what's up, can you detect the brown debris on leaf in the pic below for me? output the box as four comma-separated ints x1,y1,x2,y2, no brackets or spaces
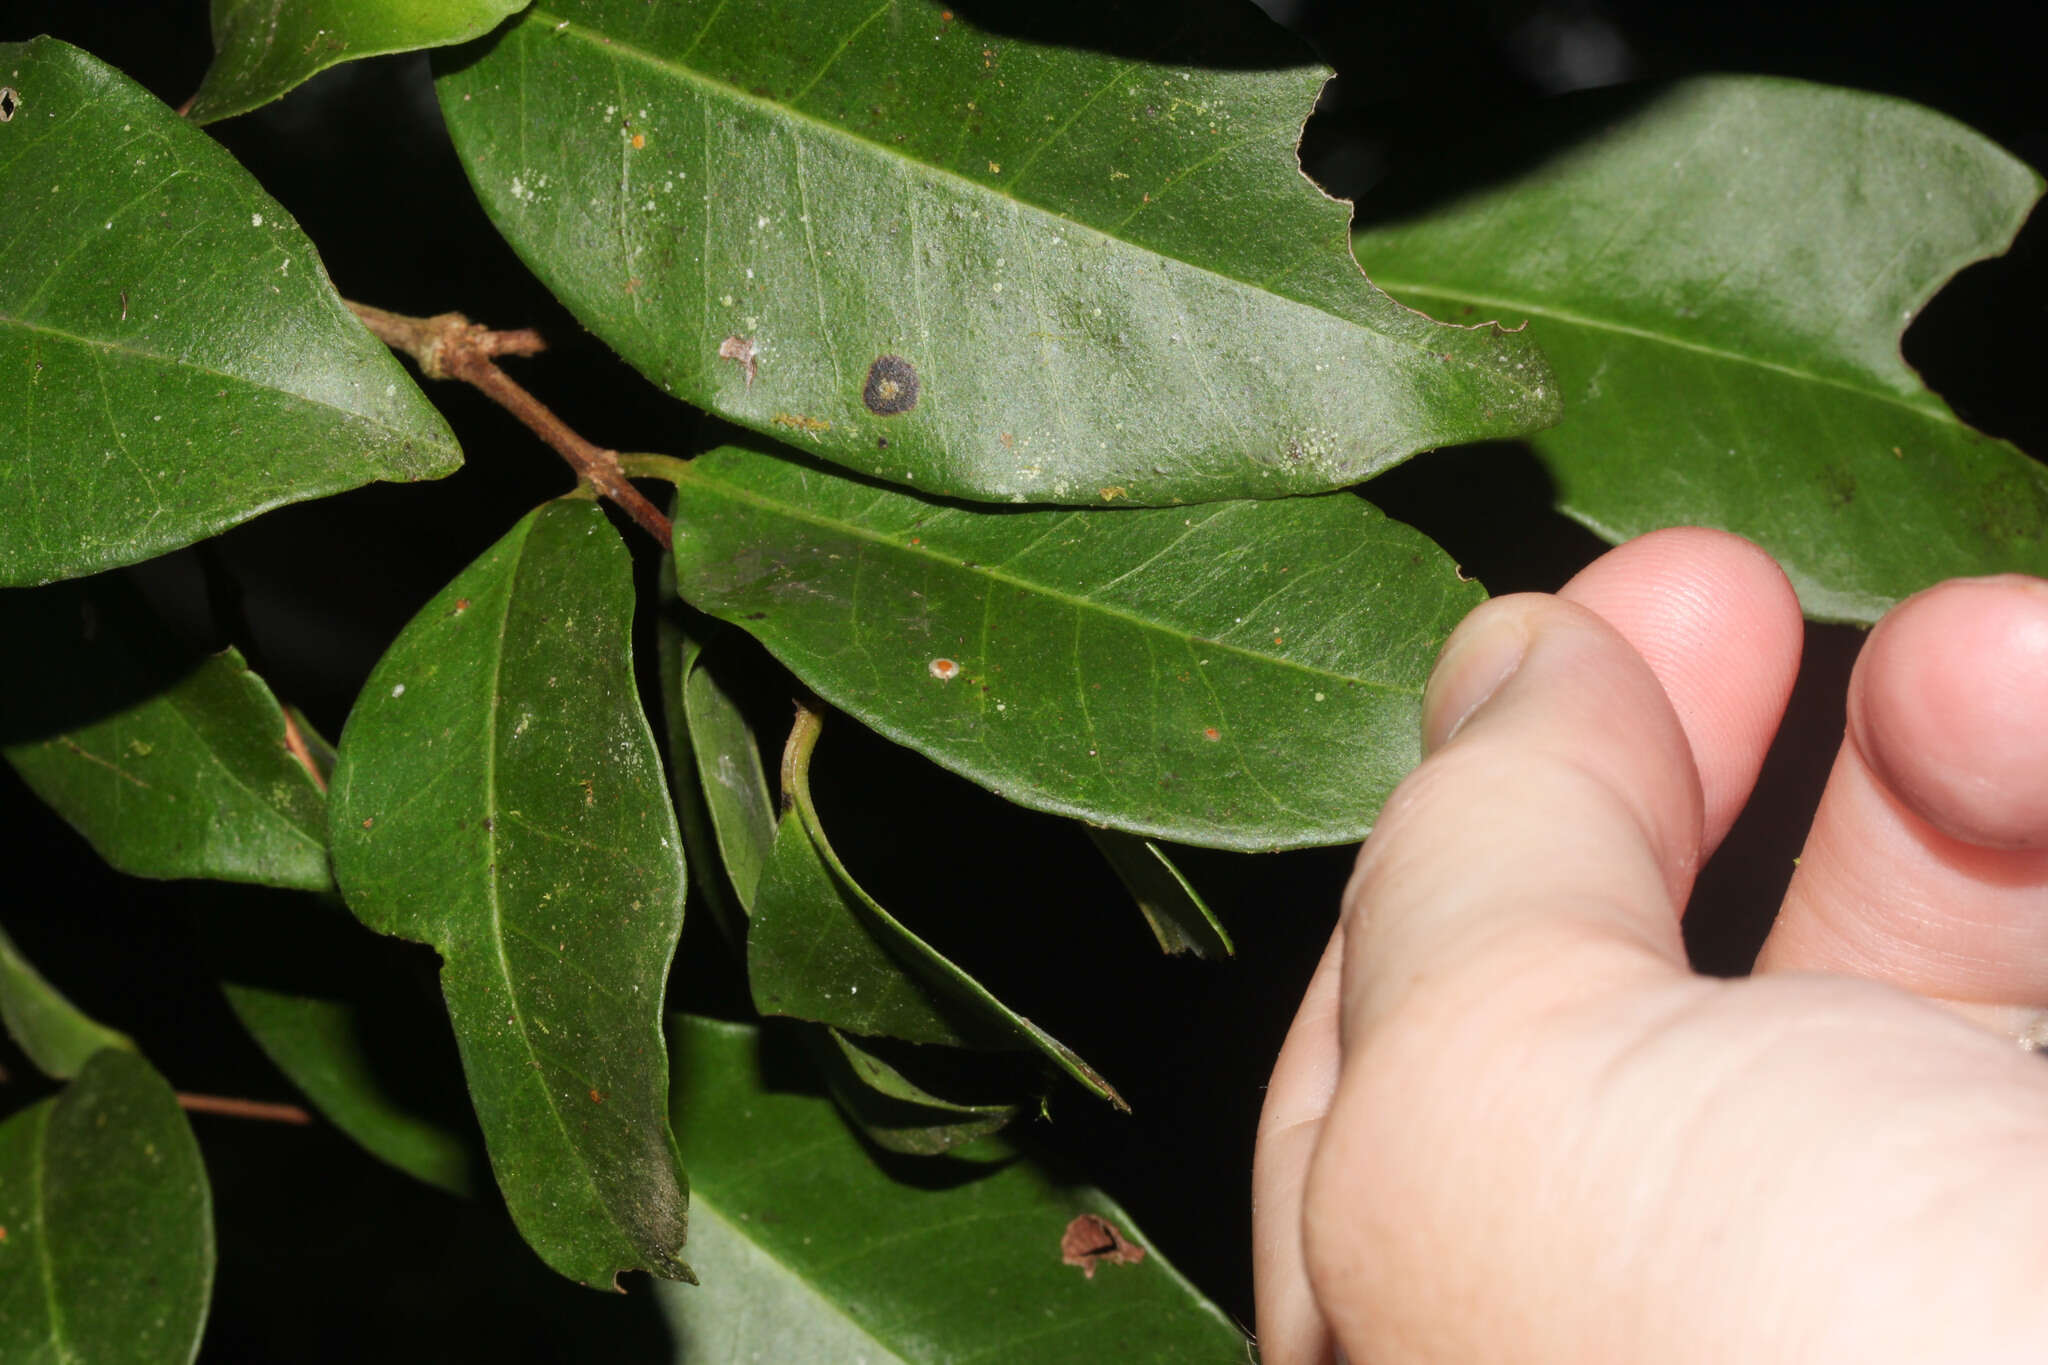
1060,1213,1145,1279
718,335,758,387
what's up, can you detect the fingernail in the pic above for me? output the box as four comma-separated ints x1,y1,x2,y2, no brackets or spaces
1422,607,1530,753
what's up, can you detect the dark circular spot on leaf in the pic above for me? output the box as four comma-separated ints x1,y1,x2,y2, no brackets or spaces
862,355,919,416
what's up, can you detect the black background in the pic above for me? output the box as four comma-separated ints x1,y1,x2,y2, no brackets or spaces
1,1,2043,1357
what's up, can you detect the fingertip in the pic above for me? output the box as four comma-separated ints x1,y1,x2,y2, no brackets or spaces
1852,575,2048,851
1345,594,1701,1040
1561,528,1803,848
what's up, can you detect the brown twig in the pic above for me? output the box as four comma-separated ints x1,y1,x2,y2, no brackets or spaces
177,1092,313,1124
348,302,672,544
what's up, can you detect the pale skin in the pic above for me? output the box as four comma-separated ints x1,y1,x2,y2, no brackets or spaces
1252,527,2048,1364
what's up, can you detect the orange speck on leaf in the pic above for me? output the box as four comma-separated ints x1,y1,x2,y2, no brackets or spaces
1273,635,1283,646
929,658,960,681
909,536,921,544
361,818,374,829
455,597,470,612
1203,727,1220,742
589,1089,605,1103
630,132,645,149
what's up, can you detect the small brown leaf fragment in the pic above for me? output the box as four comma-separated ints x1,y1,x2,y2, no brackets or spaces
1061,1213,1144,1279
719,335,758,387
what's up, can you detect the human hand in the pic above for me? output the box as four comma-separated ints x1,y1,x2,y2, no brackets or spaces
1252,528,2048,1364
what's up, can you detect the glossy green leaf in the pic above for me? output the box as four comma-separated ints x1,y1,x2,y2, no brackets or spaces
222,983,475,1197
655,1016,1247,1363
671,622,776,919
749,708,1124,1109
1086,829,1231,957
659,615,1031,1151
808,1028,1026,1157
668,445,1486,849
0,576,332,891
0,1049,214,1365
0,38,461,588
434,0,1558,506
329,497,692,1288
185,0,529,125
0,921,135,1080
1353,76,2047,623
655,600,746,947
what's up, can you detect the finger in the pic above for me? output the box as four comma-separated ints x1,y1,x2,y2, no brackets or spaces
1305,593,1706,1350
1756,575,2048,1020
1558,528,1803,856
1252,924,1345,1365
1335,592,1703,1048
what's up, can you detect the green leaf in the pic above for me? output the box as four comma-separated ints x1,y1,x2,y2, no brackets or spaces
185,0,529,125
807,1028,1026,1157
655,599,745,948
1352,76,2048,623
0,921,135,1080
667,619,775,923
668,445,1486,849
749,707,1124,1110
656,1016,1247,1363
434,0,1558,506
0,575,333,891
0,38,461,588
0,1049,214,1365
659,613,1030,1151
222,983,476,1197
329,497,692,1288
1086,829,1231,957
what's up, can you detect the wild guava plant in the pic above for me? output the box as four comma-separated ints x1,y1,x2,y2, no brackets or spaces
0,1,2039,1359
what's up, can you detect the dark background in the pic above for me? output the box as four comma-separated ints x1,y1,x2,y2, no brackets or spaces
1,1,2043,1357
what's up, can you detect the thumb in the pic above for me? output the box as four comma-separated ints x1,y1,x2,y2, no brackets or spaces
1304,593,1708,1359
1334,592,1705,1049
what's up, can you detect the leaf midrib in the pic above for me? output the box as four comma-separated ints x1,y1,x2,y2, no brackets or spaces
0,312,443,448
477,511,626,1273
533,7,1541,397
160,661,328,866
1367,277,1956,426
28,1102,78,1365
678,468,1417,697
